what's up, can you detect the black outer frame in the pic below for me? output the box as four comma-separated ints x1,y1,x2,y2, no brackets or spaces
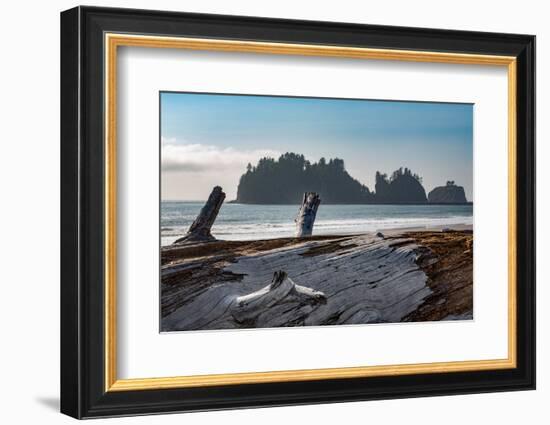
60,6,535,419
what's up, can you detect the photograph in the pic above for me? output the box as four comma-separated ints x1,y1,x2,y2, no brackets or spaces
160,92,474,332
56,4,536,419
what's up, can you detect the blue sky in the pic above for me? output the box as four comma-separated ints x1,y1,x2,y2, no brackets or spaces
161,92,473,201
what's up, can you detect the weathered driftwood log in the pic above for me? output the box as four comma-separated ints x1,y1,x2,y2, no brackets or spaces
161,231,473,331
295,192,321,237
174,186,225,244
231,271,327,326
161,234,427,330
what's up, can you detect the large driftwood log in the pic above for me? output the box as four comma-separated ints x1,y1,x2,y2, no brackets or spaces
160,231,473,331
295,192,321,237
174,186,225,244
161,231,472,331
161,234,428,330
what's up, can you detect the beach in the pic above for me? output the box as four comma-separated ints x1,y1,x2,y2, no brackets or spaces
161,201,473,245
161,226,473,331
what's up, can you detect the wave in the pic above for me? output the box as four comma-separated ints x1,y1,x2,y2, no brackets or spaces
161,215,473,245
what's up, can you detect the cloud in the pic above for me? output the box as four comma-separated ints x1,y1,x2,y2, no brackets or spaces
161,142,280,173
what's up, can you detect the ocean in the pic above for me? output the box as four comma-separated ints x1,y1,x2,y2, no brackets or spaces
161,202,473,246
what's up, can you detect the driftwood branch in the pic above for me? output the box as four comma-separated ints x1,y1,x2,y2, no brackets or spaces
174,186,225,244
295,192,321,237
231,271,327,326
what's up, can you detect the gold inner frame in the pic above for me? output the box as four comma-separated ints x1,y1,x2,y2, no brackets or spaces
104,33,517,392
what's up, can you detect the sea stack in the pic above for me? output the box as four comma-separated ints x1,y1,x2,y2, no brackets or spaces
374,168,427,203
428,181,467,203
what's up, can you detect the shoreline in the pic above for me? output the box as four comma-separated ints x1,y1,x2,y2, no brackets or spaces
381,223,473,233
169,200,474,206
228,202,474,206
161,201,473,245
161,223,473,247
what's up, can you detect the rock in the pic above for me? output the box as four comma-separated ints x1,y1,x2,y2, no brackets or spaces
374,168,427,204
234,153,375,204
428,181,467,203
376,232,384,238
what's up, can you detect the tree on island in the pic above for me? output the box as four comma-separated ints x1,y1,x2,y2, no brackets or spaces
375,167,427,203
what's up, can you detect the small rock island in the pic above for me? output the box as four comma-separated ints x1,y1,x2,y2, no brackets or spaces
428,181,468,204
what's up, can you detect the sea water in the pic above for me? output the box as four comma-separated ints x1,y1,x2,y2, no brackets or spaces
161,202,473,246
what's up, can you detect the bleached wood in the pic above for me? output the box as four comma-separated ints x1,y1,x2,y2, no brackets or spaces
231,271,327,326
295,192,321,237
173,186,225,244
161,234,436,331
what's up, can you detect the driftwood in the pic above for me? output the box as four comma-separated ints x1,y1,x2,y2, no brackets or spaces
232,271,327,326
160,231,473,331
295,192,321,237
174,186,225,244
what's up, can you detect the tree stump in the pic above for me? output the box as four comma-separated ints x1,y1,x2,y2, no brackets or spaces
295,192,321,237
174,186,226,244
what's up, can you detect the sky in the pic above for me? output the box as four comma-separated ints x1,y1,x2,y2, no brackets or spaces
161,92,473,201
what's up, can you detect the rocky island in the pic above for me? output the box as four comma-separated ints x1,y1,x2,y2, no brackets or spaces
428,181,468,204
233,153,468,205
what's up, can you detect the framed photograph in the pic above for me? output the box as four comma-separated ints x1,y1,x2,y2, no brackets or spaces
60,6,535,419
